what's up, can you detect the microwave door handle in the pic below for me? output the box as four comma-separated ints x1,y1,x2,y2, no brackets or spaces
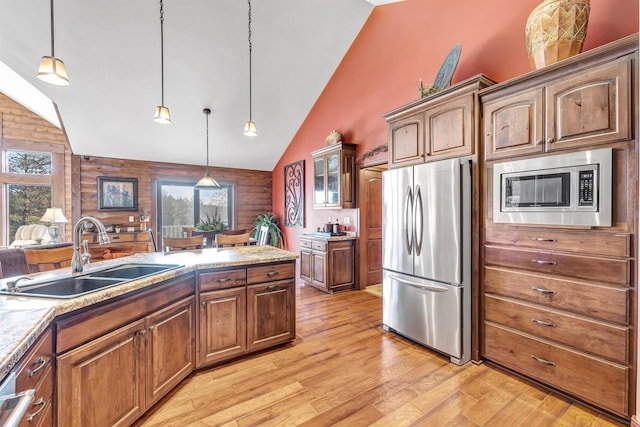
414,185,423,256
404,186,413,255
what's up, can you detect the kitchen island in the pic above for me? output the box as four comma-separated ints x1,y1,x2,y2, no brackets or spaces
0,245,298,426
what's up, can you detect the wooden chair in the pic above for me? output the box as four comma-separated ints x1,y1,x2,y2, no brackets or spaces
222,228,246,235
256,225,269,245
23,246,75,273
215,232,251,248
163,236,204,252
181,227,196,237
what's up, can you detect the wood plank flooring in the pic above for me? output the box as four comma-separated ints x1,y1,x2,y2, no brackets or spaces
134,284,625,427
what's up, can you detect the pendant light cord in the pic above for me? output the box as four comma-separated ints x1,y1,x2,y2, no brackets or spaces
205,109,210,169
247,0,252,122
159,0,165,106
49,0,55,56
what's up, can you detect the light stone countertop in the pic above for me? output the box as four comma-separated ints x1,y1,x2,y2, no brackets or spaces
299,233,357,242
0,245,298,379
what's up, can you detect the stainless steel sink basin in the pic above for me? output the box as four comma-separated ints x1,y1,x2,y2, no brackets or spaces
87,263,181,280
0,263,182,299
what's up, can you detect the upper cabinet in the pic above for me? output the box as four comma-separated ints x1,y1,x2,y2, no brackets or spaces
312,142,357,209
482,47,632,160
384,75,496,169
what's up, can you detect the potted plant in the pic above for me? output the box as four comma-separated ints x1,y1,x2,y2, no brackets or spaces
251,212,283,248
196,208,226,234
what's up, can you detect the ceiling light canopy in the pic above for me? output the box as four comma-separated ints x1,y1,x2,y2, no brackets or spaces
195,108,220,188
37,0,69,86
243,0,257,137
154,0,171,124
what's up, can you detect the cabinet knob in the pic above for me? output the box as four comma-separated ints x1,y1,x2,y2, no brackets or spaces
534,139,543,146
139,329,146,336
546,137,555,144
149,325,155,331
202,301,207,306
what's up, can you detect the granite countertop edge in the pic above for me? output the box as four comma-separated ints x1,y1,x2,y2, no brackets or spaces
0,245,298,379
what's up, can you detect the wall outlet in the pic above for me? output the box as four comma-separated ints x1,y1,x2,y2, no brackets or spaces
343,216,351,225
128,215,135,223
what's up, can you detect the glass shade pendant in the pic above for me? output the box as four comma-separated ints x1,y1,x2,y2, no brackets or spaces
37,0,70,86
195,108,220,188
243,120,257,137
154,105,171,124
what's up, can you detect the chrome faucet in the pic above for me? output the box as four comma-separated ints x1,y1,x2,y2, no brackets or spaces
6,276,33,292
71,216,110,274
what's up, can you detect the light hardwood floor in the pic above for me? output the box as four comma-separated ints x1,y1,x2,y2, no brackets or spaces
135,284,625,427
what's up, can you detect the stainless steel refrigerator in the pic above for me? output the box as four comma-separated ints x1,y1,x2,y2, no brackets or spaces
382,158,471,365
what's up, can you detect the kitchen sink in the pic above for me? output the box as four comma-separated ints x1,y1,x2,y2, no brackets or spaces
0,263,182,299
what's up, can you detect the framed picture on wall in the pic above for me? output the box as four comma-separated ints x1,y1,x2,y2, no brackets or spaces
284,160,304,228
97,176,138,211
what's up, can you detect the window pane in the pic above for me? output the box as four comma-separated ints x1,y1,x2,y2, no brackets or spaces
7,184,52,244
160,185,194,238
6,151,52,175
199,187,230,228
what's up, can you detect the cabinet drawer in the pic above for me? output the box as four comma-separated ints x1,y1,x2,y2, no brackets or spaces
106,233,137,242
312,241,327,252
299,239,312,249
485,245,629,286
485,226,630,257
199,269,246,291
247,263,295,284
19,365,53,427
15,329,53,391
485,295,628,363
484,323,629,416
485,266,628,324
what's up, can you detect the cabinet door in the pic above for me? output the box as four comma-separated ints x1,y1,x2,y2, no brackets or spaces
247,280,295,351
311,251,327,289
327,240,355,292
483,88,544,160
146,296,195,406
299,249,312,282
425,92,474,159
546,57,631,151
57,319,146,427
199,287,247,366
388,114,425,168
340,148,356,208
325,153,341,207
313,157,326,206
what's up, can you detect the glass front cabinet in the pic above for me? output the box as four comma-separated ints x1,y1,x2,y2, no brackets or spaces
312,142,357,209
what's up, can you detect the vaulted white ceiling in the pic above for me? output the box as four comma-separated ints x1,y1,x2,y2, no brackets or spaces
0,0,401,171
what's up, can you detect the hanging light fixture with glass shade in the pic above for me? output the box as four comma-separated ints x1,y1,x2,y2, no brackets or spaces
37,0,70,86
243,0,257,136
153,0,171,124
195,108,220,188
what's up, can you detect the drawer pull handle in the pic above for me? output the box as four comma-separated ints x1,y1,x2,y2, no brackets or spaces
532,287,556,295
266,271,279,277
266,285,280,292
530,237,557,242
215,278,231,282
531,259,557,266
532,318,556,327
28,357,47,378
27,397,46,422
531,355,556,366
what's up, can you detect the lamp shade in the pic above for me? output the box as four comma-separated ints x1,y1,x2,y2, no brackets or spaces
243,120,257,136
154,105,172,124
37,56,70,86
195,172,220,188
40,207,68,223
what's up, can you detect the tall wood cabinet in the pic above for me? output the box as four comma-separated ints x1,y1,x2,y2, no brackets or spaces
480,35,638,419
312,142,357,208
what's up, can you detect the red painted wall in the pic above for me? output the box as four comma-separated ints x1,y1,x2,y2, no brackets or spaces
272,0,638,254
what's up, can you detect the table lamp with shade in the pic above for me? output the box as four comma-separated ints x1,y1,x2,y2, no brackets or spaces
40,207,68,243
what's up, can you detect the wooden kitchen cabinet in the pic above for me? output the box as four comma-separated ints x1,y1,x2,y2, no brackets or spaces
384,75,494,169
483,51,632,160
312,142,357,208
56,275,196,426
198,268,248,367
299,235,355,293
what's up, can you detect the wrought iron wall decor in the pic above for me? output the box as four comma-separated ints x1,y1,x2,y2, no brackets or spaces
284,160,304,228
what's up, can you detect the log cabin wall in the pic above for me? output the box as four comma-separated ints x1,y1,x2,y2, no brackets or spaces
73,155,272,248
0,93,73,241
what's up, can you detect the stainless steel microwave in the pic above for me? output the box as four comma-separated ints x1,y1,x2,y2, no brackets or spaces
493,148,612,227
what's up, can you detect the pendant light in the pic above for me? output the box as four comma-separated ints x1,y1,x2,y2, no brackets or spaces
243,0,257,136
153,0,171,124
195,108,220,188
37,0,70,86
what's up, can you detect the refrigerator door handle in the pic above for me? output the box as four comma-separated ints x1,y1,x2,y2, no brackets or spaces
404,186,414,255
388,274,449,292
414,185,423,256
